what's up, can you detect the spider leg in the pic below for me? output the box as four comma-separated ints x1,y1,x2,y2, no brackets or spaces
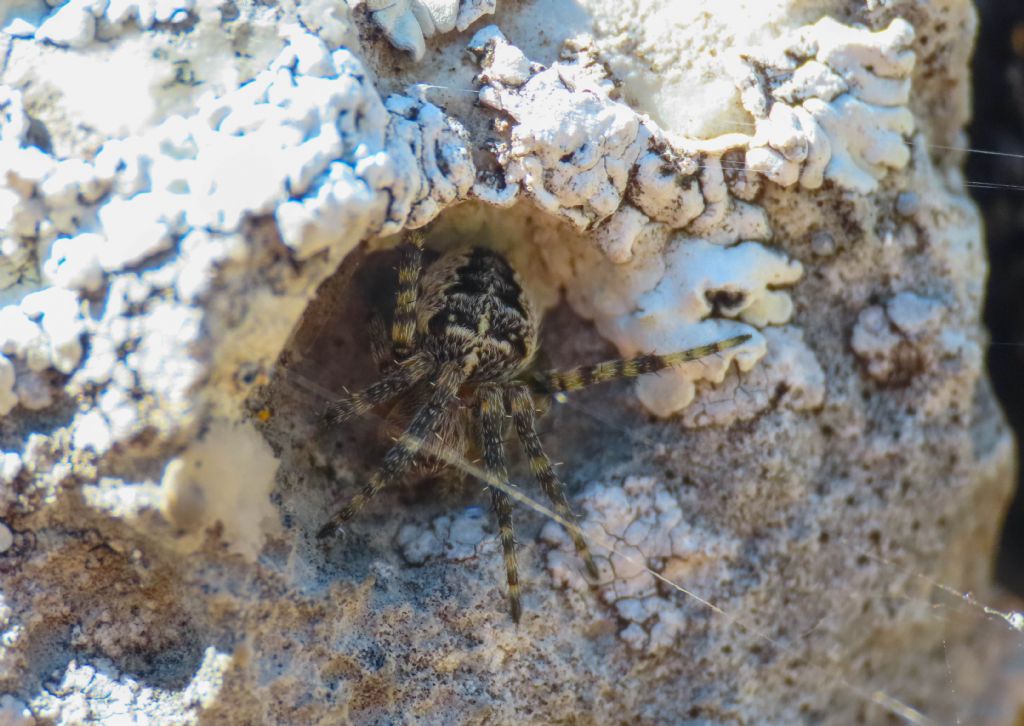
324,353,431,424
479,386,522,623
507,386,599,580
529,334,752,394
391,230,425,361
368,312,392,372
318,360,466,539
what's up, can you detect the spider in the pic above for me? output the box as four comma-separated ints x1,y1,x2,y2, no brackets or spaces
316,232,750,622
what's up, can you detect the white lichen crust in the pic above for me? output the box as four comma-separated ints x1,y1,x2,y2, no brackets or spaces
468,26,818,416
0,0,1017,724
737,17,917,193
366,0,497,62
543,475,740,654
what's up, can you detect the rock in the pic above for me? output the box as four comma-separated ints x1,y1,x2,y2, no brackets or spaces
0,0,1019,724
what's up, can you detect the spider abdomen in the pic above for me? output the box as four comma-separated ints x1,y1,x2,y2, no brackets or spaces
416,247,538,381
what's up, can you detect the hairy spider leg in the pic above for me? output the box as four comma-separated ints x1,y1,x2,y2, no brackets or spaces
391,231,425,360
531,334,752,394
324,353,432,424
507,385,599,580
368,313,392,371
318,361,467,539
479,386,522,622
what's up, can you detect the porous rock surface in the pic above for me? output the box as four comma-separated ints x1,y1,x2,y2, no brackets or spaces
0,0,1020,723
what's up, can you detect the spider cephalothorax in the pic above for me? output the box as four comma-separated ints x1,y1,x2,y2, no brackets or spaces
317,233,749,621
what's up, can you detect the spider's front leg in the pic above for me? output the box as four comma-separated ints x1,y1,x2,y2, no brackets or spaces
391,231,425,361
478,386,522,623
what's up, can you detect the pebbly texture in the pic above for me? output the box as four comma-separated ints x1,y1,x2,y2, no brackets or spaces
0,0,1021,724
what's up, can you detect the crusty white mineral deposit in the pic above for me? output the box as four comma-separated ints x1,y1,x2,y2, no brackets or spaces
0,0,1019,723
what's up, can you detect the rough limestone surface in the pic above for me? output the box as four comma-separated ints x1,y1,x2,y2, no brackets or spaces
0,0,1021,723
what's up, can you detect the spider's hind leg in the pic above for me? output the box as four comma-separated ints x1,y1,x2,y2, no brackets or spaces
317,361,466,539
323,353,431,424
507,386,599,581
478,386,522,622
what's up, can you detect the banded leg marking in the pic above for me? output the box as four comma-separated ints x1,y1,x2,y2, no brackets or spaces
368,313,392,372
318,361,465,539
391,231,425,360
532,334,752,394
479,386,521,622
324,353,431,424
508,386,598,580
